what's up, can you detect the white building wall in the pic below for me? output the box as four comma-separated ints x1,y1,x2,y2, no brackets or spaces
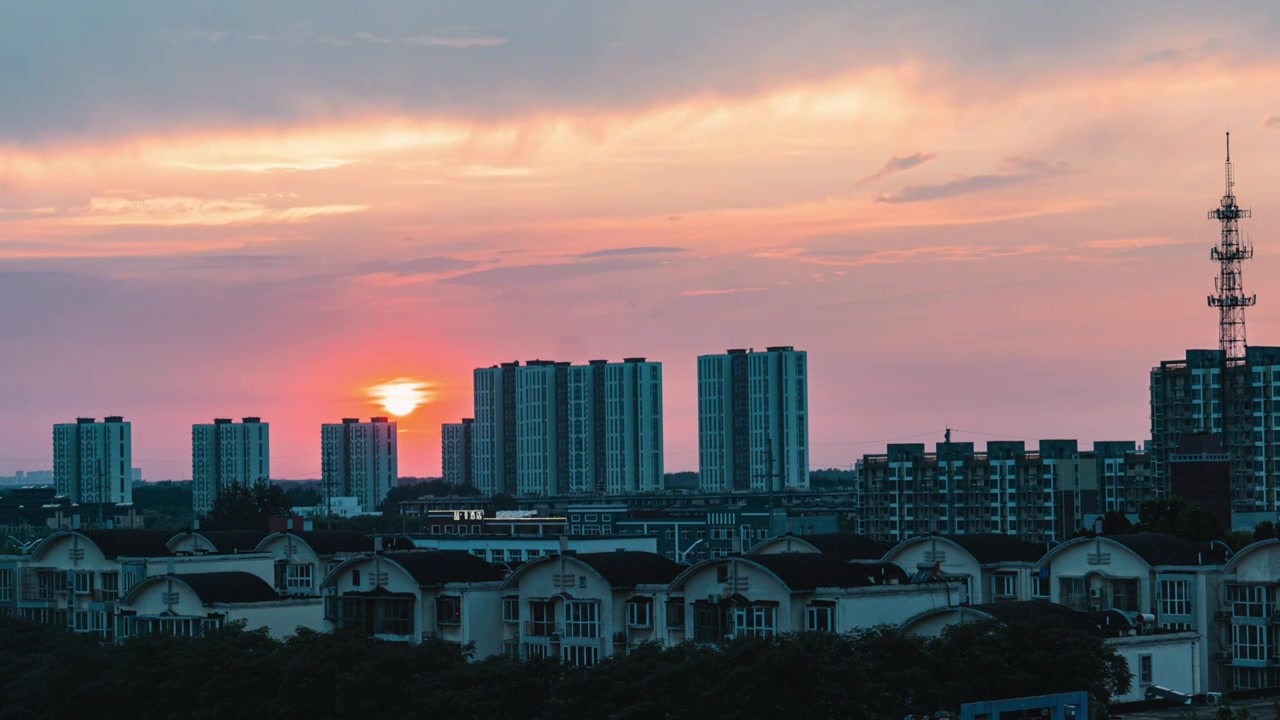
471,366,509,496
1109,633,1203,702
53,418,132,504
442,420,472,486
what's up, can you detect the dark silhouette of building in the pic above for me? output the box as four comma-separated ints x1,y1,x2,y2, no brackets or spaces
1169,432,1231,531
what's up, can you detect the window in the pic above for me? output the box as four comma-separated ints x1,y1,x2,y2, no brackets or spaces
437,596,461,626
503,640,520,659
1232,623,1268,662
1033,573,1050,598
564,601,599,638
666,600,685,629
286,564,313,593
716,565,730,584
562,645,600,668
352,569,362,587
1059,577,1086,611
502,597,519,623
1139,654,1152,685
1109,579,1139,612
806,604,834,633
992,574,1016,599
527,601,556,637
99,572,119,603
1160,578,1192,619
627,599,652,628
72,571,92,595
1228,584,1270,619
733,605,775,637
0,570,12,602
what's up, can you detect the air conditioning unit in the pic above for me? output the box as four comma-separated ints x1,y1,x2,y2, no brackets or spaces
1216,650,1233,663
1089,603,1102,613
1088,588,1103,599
550,632,562,642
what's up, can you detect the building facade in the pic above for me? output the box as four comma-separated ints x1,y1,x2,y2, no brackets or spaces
441,419,474,487
471,358,665,497
53,417,133,504
857,438,1154,544
697,347,808,493
192,417,270,515
566,358,664,495
320,418,398,512
1151,347,1280,514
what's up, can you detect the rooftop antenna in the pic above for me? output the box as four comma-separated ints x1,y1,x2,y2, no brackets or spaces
1207,131,1256,511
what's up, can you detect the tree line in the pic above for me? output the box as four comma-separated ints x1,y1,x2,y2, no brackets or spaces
0,615,1129,720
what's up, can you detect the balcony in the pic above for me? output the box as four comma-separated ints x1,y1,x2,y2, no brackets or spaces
523,621,560,639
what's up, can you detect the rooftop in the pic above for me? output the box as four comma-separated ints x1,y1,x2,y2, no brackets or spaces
172,572,281,604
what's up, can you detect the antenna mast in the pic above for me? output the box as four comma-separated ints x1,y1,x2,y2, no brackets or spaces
1207,132,1257,510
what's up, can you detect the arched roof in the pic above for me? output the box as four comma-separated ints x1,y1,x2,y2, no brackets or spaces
670,554,877,593
32,530,172,561
749,533,890,561
323,551,504,590
254,531,396,557
901,600,1098,635
1223,538,1280,575
501,551,681,591
122,572,280,606
166,530,267,554
886,534,1044,565
1038,533,1224,569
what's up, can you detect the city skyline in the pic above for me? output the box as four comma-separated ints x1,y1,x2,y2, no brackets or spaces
5,3,1280,479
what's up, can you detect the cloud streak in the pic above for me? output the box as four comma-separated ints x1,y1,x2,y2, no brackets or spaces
857,152,936,185
876,157,1073,204
575,246,686,259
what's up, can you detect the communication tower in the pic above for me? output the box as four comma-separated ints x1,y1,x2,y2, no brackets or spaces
1206,132,1257,508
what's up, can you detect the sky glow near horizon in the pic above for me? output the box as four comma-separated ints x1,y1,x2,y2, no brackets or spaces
5,2,1280,479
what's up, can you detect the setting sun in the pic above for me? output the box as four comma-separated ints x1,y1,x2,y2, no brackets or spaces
367,378,433,417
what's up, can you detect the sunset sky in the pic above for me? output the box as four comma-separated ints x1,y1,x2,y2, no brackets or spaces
5,2,1280,480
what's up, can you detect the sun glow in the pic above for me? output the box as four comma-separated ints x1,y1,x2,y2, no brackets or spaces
368,378,433,417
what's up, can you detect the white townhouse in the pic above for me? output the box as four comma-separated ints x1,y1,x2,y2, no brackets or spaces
321,551,506,655
254,531,400,596
501,551,684,666
881,533,1046,604
667,553,964,645
17,530,174,640
900,600,1203,704
1036,532,1226,694
1216,539,1280,692
117,571,323,640
748,533,891,561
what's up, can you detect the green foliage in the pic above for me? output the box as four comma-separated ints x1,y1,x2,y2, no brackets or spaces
492,493,519,511
202,479,290,531
1100,511,1134,535
0,617,1132,720
1137,497,1225,542
810,468,857,489
132,481,194,531
281,482,321,508
1254,521,1276,541
1225,530,1256,552
376,479,481,513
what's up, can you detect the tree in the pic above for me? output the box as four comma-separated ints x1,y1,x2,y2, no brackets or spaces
1137,497,1225,542
203,479,291,531
492,493,518,512
1254,521,1276,541
1100,511,1133,536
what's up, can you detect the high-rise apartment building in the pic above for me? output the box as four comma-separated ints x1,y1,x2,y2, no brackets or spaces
471,358,665,497
192,417,270,515
441,419,474,487
53,416,133,504
697,347,808,492
473,362,519,496
567,358,664,494
1151,346,1280,513
321,417,398,512
856,437,1154,544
